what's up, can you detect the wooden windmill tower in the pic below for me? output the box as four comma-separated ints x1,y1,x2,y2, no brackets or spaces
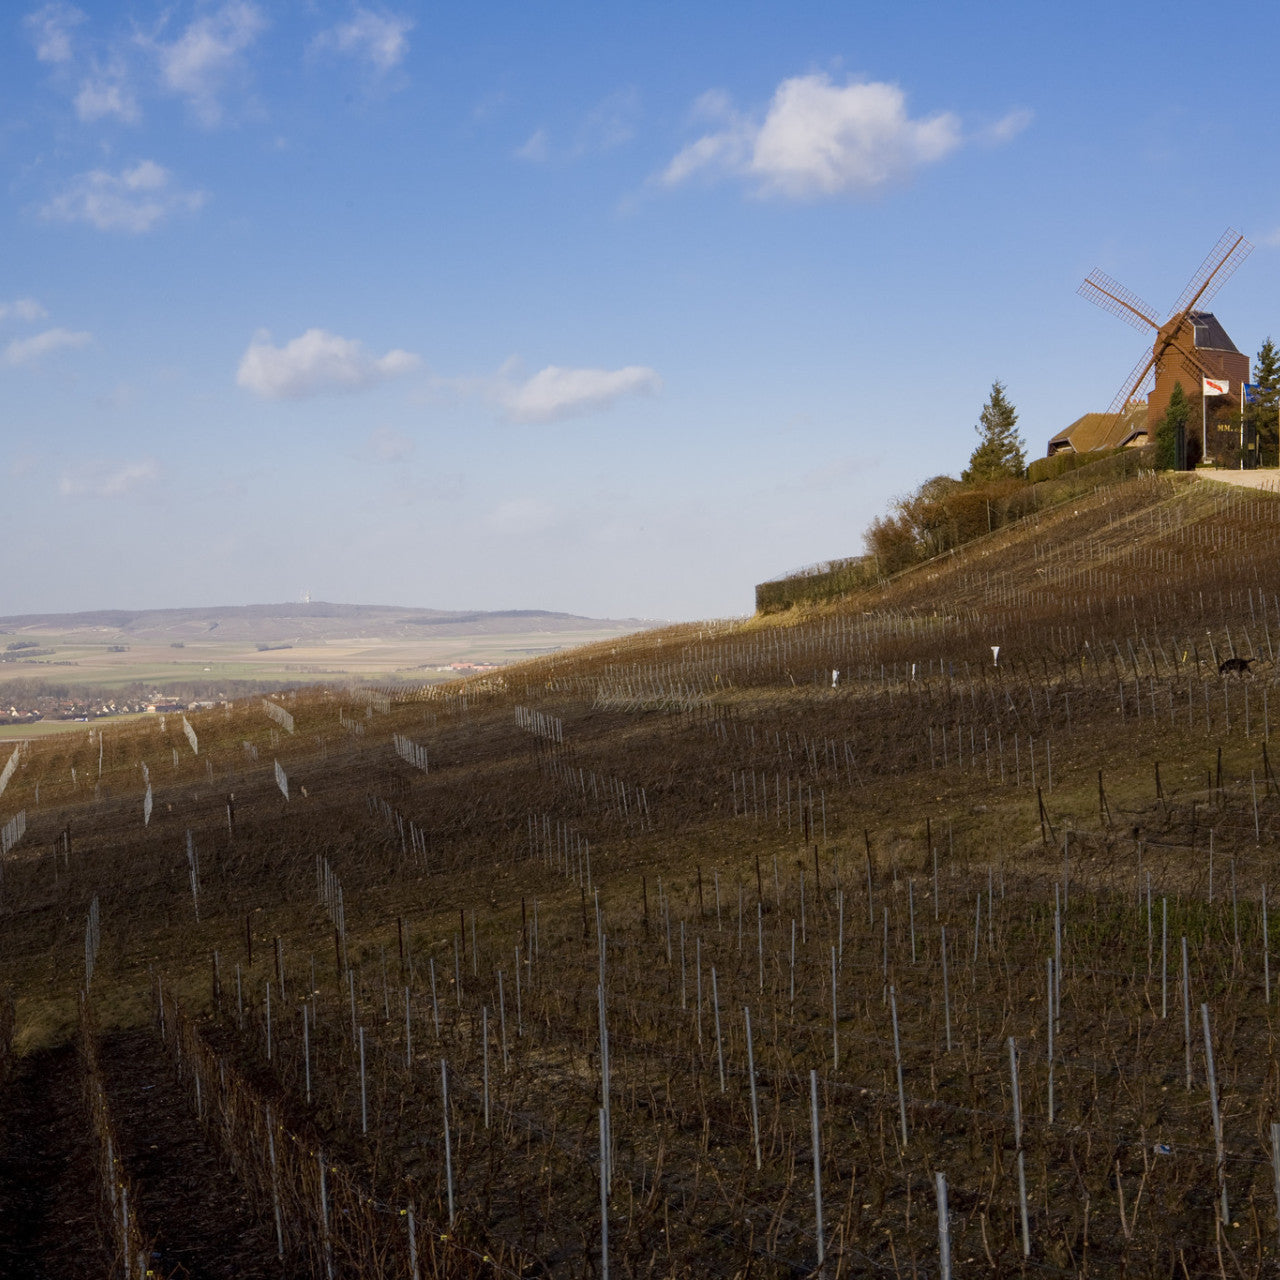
1078,228,1252,452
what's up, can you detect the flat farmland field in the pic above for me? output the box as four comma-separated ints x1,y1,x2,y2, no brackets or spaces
0,629,643,686
0,604,654,696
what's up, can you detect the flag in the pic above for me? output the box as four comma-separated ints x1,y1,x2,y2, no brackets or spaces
1245,383,1262,405
1203,377,1229,396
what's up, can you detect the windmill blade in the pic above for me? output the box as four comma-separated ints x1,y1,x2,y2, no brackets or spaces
1168,228,1253,318
1106,347,1157,417
1077,270,1160,331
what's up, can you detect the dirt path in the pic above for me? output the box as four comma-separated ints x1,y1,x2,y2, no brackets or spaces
1196,467,1280,492
98,1028,284,1280
0,1045,112,1278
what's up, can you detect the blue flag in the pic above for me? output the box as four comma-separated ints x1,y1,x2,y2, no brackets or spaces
1245,383,1262,404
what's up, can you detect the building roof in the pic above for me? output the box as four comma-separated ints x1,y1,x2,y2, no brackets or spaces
1188,311,1239,353
1047,401,1149,454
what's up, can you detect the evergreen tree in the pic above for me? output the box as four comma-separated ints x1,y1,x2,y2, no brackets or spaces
1252,337,1280,465
1255,337,1280,405
1155,381,1190,470
961,381,1026,483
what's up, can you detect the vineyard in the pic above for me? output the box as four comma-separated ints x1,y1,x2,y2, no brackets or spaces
6,472,1280,1276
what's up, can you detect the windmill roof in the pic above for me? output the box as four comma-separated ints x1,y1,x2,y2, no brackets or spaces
1047,402,1149,454
1188,311,1239,353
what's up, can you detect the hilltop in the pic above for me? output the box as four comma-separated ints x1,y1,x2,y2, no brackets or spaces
1,469,1280,1274
0,601,651,645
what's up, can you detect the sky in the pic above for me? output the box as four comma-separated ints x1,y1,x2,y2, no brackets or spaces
4,1,1280,622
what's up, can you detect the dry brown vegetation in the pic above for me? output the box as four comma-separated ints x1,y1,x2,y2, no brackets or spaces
6,472,1280,1276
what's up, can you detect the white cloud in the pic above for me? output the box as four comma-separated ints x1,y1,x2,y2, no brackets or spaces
237,328,420,399
575,88,640,154
982,108,1033,144
152,1,265,125
75,70,141,123
368,426,414,461
42,160,205,232
516,129,549,162
502,364,661,423
662,73,967,198
58,457,158,498
0,298,48,323
3,327,92,366
24,3,86,64
313,9,413,73
515,90,640,165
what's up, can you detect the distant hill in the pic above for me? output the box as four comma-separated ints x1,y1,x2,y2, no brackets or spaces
0,602,654,646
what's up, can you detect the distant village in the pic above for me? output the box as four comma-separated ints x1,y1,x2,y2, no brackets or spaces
0,662,506,726
1,693,224,726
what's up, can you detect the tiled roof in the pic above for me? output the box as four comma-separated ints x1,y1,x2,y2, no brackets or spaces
1047,402,1149,454
1188,311,1239,353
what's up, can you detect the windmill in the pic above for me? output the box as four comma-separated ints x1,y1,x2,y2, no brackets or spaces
1077,228,1253,459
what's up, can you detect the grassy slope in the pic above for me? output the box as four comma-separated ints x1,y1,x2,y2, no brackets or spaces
4,470,1280,1273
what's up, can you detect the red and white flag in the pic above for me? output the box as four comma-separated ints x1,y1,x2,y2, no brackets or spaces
1203,377,1230,396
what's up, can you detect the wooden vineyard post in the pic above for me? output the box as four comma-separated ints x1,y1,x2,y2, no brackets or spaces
1271,1123,1280,1250
441,1060,455,1226
1161,899,1168,1018
404,986,412,1069
348,969,357,1051
830,947,839,1071
1201,1003,1229,1224
890,985,908,1148
318,1150,334,1280
744,1006,761,1170
941,926,951,1053
498,971,509,1071
1047,957,1054,1124
935,1172,952,1280
711,966,725,1093
266,1102,283,1260
1183,937,1193,1090
1009,1037,1030,1255
599,1107,610,1280
359,1027,368,1135
809,1069,824,1269
757,903,764,992
482,1008,490,1129
407,1204,419,1280
1266,885,1272,1005
598,985,611,1186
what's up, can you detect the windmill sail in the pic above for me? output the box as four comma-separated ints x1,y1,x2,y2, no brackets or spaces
1077,271,1160,331
1167,228,1252,318
1107,348,1158,417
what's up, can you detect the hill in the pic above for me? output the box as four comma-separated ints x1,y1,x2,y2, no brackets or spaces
0,602,650,645
0,471,1279,1274
0,603,655,722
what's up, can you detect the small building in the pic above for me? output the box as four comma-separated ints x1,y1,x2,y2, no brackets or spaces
1047,402,1148,456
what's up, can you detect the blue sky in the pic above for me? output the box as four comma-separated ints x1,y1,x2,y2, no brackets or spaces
4,1,1280,620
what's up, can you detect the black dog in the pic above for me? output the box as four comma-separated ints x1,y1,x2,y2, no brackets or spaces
1219,656,1254,675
